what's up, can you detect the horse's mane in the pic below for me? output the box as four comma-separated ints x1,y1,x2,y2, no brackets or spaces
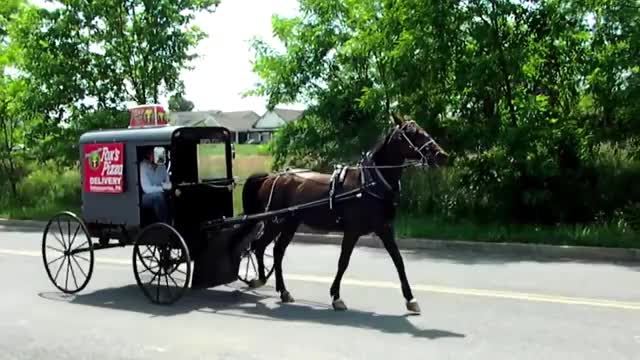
368,126,394,157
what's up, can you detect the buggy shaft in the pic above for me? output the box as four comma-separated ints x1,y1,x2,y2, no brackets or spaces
200,188,364,230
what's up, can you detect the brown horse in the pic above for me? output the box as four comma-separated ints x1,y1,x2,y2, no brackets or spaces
241,112,449,313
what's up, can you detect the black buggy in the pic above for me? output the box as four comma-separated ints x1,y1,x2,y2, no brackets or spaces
41,123,275,305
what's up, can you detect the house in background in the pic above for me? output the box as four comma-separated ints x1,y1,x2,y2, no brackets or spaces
249,108,305,143
169,110,260,143
169,107,304,144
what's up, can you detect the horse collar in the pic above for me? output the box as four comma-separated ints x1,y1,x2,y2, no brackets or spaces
361,155,400,200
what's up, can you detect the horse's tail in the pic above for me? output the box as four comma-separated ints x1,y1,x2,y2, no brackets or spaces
242,172,269,215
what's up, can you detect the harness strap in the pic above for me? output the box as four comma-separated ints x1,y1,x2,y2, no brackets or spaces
329,166,341,210
374,166,393,191
265,175,280,212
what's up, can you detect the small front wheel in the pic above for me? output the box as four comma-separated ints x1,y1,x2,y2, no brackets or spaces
42,211,94,294
133,223,191,305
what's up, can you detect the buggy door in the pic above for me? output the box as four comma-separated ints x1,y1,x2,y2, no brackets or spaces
169,127,234,246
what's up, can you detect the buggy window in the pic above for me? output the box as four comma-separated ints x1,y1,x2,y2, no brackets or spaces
196,140,227,182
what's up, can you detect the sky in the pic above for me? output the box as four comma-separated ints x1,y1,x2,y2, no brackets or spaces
181,0,304,114
31,0,305,115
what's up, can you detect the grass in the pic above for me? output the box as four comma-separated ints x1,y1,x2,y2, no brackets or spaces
198,143,269,157
0,202,81,221
395,215,640,249
1,149,638,249
1,197,637,249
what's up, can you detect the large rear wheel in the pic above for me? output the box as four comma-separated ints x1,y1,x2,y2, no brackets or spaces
133,223,191,305
42,211,94,294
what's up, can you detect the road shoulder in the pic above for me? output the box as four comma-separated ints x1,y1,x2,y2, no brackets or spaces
2,217,640,264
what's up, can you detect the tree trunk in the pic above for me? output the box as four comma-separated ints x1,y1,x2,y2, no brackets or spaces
489,0,518,127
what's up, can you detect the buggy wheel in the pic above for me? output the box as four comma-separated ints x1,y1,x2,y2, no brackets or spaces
42,211,94,294
238,237,275,287
133,223,191,305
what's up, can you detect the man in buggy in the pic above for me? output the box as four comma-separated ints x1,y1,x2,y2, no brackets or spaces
140,146,172,224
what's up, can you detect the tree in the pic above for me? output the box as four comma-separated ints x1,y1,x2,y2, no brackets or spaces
169,94,195,112
0,0,28,198
7,0,219,163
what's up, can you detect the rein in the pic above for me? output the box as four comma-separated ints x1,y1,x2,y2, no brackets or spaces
192,122,438,192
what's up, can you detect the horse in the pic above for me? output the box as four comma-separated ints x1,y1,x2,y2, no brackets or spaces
240,112,449,314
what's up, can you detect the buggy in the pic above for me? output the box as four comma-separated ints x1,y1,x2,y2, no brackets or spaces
41,106,275,304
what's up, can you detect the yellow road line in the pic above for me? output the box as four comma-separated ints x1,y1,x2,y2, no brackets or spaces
3,248,640,310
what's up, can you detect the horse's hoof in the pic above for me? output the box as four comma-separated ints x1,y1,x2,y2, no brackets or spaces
280,290,295,303
248,279,265,289
332,298,347,311
406,299,421,314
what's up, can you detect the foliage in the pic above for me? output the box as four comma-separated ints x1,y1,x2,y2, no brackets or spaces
169,94,195,112
4,0,218,165
250,0,640,228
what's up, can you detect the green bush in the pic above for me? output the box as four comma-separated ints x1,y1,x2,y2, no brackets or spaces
8,161,80,208
399,137,640,229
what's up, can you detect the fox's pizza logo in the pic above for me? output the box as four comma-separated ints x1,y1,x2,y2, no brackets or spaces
86,150,101,170
83,143,125,194
84,146,123,175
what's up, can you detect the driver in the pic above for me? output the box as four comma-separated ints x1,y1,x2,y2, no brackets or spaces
140,147,171,223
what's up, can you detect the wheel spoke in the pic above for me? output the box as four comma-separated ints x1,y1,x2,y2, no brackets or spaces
46,245,64,254
65,257,70,289
139,264,160,274
244,256,250,278
71,255,88,279
164,275,173,299
54,256,66,283
167,272,180,287
69,258,79,289
75,254,90,263
249,254,258,274
175,268,187,276
47,253,65,266
146,271,159,287
57,219,66,249
51,232,65,250
137,246,156,265
141,246,152,257
156,269,161,302
70,240,89,254
68,224,81,251
150,247,161,263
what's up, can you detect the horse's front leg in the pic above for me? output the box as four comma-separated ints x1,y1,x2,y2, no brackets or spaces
375,224,420,314
330,231,359,311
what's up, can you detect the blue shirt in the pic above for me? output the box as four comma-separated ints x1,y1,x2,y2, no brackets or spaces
140,160,169,194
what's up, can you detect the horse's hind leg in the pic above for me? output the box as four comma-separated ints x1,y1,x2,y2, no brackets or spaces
249,221,278,288
273,220,298,303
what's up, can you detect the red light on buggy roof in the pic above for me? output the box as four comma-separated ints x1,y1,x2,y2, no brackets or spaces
128,104,169,128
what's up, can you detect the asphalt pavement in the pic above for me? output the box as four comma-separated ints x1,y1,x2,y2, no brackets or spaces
1,225,640,359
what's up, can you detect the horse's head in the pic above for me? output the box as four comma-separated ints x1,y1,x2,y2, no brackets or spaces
388,112,449,167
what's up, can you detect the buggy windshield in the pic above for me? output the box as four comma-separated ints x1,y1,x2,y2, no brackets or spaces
196,138,228,183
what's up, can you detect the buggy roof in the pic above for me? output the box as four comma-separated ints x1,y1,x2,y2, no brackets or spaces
79,125,229,145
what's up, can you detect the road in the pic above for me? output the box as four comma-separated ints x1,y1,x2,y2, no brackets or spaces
1,224,640,360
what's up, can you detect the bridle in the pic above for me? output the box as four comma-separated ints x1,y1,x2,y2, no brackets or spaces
387,121,442,167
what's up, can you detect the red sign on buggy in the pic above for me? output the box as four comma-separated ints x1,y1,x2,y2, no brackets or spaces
83,143,125,193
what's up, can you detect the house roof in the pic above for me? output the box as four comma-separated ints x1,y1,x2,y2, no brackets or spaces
169,110,222,127
214,110,260,132
170,108,302,131
169,110,260,131
272,108,304,122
